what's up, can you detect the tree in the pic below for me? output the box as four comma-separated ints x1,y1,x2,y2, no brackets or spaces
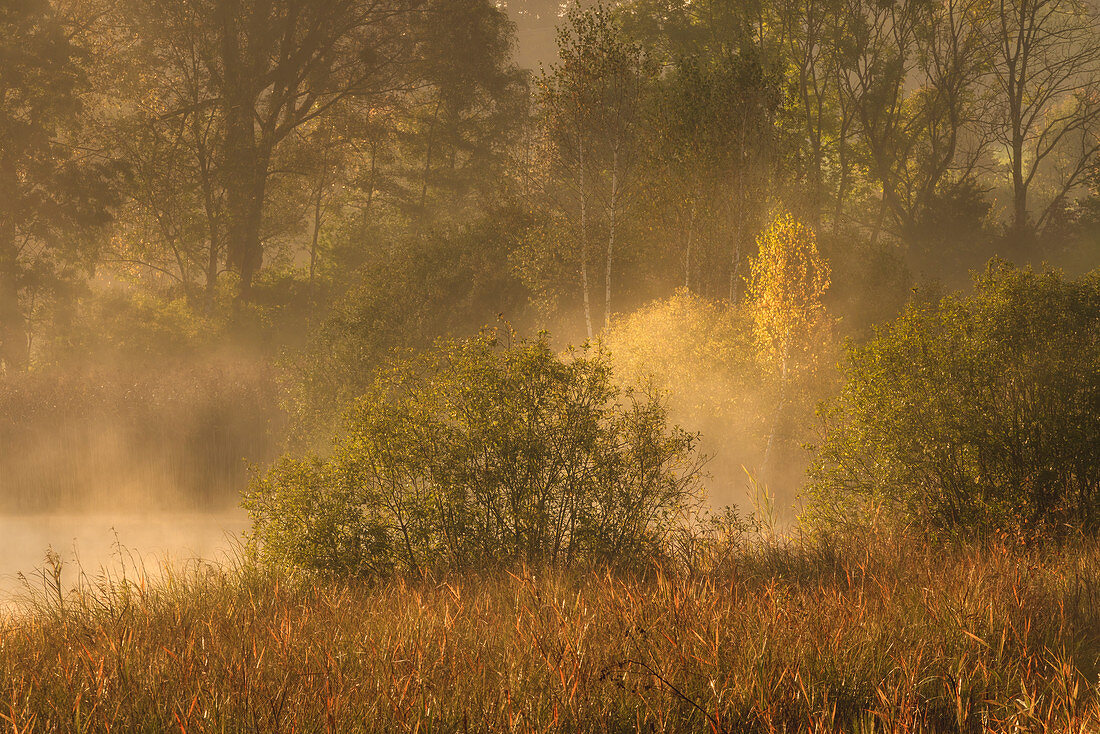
596,15,654,327
810,262,1100,536
836,0,993,240
398,0,527,224
282,207,536,444
538,4,656,337
831,0,927,243
604,290,776,506
649,53,776,299
990,0,1100,237
111,0,529,308
0,0,114,371
623,0,780,302
103,0,228,308
748,212,831,379
900,0,993,226
747,211,832,475
127,0,418,301
773,0,842,226
247,329,703,573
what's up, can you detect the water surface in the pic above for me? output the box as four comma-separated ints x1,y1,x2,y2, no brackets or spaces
0,512,249,604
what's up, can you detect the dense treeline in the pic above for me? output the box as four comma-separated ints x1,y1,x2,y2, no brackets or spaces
4,0,1100,371
2,0,1100,518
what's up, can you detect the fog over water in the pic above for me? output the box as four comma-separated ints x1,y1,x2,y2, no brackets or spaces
0,357,280,600
0,513,249,602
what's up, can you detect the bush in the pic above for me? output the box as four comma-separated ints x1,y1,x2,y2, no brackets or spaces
808,262,1100,536
245,329,704,574
602,289,834,510
281,209,535,446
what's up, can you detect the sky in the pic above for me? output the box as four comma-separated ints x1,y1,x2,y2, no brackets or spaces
504,0,569,68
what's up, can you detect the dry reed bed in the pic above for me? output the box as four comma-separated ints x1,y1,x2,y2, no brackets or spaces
1,533,1098,732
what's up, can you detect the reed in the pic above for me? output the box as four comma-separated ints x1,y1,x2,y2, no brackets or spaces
1,528,1098,732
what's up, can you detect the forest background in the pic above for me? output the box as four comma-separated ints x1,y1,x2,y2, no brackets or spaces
3,0,1099,514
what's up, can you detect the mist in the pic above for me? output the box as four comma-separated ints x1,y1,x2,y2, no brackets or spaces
4,0,1100,726
3,0,1100,582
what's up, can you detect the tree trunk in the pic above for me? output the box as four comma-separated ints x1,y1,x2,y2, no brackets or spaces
204,226,220,313
200,161,221,314
1012,135,1028,234
309,173,326,315
833,148,847,235
0,230,27,372
730,125,748,304
227,166,267,301
869,195,888,248
0,158,27,372
799,56,824,228
1007,16,1029,238
223,128,269,301
760,365,790,481
194,110,221,314
365,137,378,219
218,0,267,302
419,96,443,215
604,153,618,330
578,133,593,341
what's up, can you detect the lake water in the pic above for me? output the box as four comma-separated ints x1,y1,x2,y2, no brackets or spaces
0,512,249,605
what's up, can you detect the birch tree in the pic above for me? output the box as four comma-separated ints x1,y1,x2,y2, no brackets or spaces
747,211,831,476
541,5,655,336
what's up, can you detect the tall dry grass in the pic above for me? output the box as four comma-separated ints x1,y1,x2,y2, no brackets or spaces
1,529,1099,732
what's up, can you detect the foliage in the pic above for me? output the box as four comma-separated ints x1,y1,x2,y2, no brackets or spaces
604,291,772,503
604,288,838,509
247,329,704,573
818,229,912,339
809,262,1100,536
282,207,535,444
534,3,661,336
604,289,762,422
643,51,778,299
13,0,1100,371
47,289,227,361
901,179,996,284
747,211,832,378
0,0,118,371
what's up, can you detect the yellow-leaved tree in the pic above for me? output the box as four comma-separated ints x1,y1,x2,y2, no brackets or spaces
747,211,832,477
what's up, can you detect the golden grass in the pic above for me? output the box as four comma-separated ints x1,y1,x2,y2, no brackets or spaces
1,530,1099,732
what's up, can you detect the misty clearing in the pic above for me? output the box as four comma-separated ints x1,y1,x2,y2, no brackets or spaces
2,0,1100,730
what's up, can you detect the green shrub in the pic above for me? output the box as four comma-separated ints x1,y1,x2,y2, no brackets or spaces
808,262,1100,536
245,329,704,573
280,209,535,447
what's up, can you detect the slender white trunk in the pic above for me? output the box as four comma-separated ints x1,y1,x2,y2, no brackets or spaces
578,134,593,340
604,152,618,330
